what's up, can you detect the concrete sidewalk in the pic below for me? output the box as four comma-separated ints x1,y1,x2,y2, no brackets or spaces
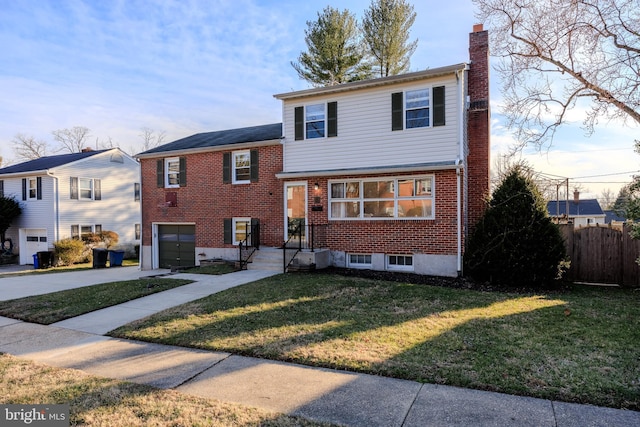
0,268,638,426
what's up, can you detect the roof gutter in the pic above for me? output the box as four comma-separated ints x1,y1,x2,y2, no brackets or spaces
276,161,462,179
135,138,281,160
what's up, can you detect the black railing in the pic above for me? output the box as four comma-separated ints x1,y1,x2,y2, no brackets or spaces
238,222,260,270
282,223,329,272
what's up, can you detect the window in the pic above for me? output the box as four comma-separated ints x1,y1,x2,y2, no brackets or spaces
348,254,372,269
134,183,140,201
306,104,325,139
71,225,79,239
28,178,37,199
70,177,101,200
233,151,251,183
94,224,102,234
294,102,337,140
405,89,430,128
79,178,93,199
135,223,141,240
81,225,93,239
157,157,186,188
233,217,251,245
223,150,258,184
387,255,414,271
165,157,180,188
392,86,445,131
329,176,434,220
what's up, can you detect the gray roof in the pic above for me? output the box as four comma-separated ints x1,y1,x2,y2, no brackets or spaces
0,149,110,175
137,123,282,156
547,199,605,217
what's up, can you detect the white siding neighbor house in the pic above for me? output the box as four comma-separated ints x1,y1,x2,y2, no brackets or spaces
0,148,141,265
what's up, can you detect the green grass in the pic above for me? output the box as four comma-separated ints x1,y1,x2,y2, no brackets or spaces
0,278,193,324
111,273,640,410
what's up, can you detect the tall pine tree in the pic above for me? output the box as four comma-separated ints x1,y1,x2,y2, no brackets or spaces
291,7,372,87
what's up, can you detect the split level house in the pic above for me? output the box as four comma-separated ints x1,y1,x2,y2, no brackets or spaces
136,25,490,277
0,148,142,265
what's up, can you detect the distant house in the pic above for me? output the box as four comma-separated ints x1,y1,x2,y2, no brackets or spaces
136,25,490,277
0,148,141,265
547,192,605,226
604,210,627,225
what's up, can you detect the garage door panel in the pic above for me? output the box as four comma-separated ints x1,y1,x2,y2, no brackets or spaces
158,225,195,268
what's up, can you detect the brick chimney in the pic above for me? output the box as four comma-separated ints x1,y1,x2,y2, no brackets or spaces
466,24,490,231
574,191,580,203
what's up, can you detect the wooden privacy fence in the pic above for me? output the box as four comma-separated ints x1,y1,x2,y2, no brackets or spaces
558,223,640,287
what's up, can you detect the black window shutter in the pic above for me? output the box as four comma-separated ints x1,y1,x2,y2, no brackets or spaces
223,152,231,183
70,177,78,200
223,218,232,244
36,177,42,200
433,86,446,126
94,179,101,200
327,101,337,137
0,180,3,198
251,218,260,247
250,150,259,182
22,179,26,200
294,106,304,140
156,160,164,188
391,92,404,131
134,183,140,201
179,157,187,187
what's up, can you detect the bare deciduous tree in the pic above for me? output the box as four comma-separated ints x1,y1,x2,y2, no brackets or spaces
474,0,640,149
139,127,166,152
52,126,91,153
11,133,50,161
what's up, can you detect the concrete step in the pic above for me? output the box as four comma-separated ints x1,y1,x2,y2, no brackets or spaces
246,247,283,272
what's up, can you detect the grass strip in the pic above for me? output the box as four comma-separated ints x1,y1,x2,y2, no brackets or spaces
0,354,334,426
0,278,193,324
111,273,640,410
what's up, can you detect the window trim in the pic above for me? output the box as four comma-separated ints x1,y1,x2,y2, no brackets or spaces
392,86,445,131
294,102,337,140
347,253,372,269
164,157,180,188
232,217,252,245
232,150,251,184
305,103,326,139
27,177,38,199
328,175,435,220
79,177,94,200
387,254,414,272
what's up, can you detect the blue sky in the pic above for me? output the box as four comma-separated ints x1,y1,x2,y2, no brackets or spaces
1,0,637,199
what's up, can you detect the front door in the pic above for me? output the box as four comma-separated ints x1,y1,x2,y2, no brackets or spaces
157,224,195,269
285,182,307,244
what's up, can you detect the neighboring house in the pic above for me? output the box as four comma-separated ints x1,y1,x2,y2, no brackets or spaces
604,210,626,225
547,192,606,226
137,25,490,277
0,148,141,265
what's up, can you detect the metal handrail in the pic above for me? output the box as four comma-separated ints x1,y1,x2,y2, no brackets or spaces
238,223,260,270
282,223,302,272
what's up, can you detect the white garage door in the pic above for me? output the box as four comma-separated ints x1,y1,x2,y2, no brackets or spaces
20,228,49,265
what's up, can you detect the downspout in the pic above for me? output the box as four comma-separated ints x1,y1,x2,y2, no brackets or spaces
47,172,60,245
455,66,468,276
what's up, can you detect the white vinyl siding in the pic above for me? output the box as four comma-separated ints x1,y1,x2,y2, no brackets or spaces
282,77,459,173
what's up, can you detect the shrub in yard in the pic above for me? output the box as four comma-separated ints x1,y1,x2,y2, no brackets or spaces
465,165,567,287
53,238,85,266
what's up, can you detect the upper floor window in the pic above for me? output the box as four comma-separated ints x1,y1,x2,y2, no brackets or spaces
305,104,325,139
294,102,337,140
22,177,42,201
165,157,180,188
392,86,445,131
223,150,258,184
233,151,251,183
329,176,434,220
70,177,101,200
156,157,186,188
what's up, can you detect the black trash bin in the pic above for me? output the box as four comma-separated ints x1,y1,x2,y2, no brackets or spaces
92,248,108,268
108,250,125,267
36,251,53,269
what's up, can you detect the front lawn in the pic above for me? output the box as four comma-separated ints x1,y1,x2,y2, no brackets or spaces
0,278,192,324
111,272,640,410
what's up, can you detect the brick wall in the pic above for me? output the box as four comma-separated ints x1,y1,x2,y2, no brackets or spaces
141,144,284,248
467,26,491,231
293,169,459,255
